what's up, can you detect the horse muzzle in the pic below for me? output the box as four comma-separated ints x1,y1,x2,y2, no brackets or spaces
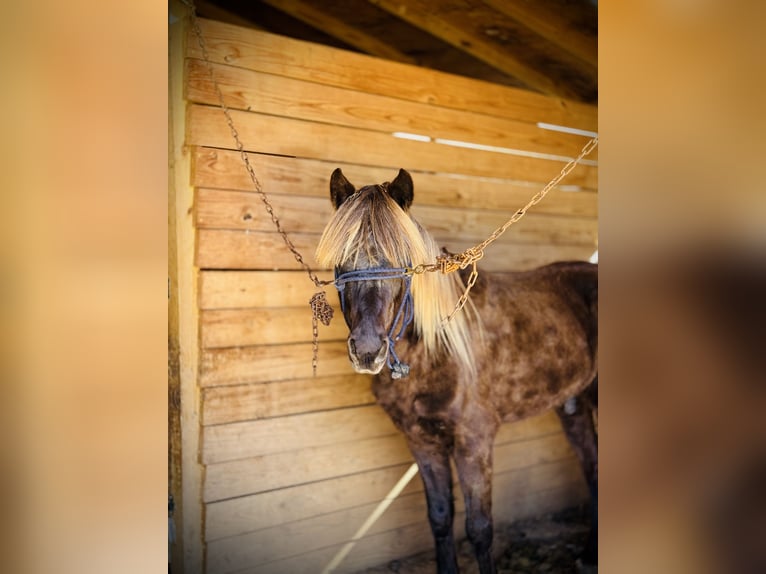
347,335,389,375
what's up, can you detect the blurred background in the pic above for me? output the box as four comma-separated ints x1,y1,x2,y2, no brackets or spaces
0,0,764,573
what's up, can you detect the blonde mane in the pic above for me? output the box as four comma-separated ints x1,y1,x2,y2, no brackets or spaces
315,186,479,373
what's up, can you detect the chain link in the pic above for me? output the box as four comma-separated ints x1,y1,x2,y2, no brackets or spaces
183,1,332,374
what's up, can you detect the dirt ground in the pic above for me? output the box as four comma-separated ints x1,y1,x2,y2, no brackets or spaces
359,505,595,574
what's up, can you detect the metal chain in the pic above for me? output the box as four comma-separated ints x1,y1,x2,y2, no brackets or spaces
413,135,599,323
182,0,334,374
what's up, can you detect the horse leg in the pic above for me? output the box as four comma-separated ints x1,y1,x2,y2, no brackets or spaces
410,445,459,574
454,433,496,574
556,377,598,566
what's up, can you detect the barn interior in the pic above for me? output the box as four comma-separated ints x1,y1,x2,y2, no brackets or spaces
169,1,598,573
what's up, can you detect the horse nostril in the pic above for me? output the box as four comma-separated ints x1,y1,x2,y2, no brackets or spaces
349,338,357,355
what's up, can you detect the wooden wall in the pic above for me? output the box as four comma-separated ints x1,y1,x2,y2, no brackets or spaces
173,15,597,574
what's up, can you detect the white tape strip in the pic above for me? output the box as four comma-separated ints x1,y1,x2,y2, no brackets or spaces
320,462,420,574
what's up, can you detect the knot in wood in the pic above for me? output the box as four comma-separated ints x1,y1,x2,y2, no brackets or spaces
310,291,334,326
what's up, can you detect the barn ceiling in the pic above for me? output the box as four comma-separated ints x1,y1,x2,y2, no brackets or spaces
195,0,598,105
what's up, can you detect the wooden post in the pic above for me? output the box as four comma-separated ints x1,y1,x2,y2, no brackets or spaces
169,2,204,572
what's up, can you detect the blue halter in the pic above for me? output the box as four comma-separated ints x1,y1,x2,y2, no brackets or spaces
334,267,414,379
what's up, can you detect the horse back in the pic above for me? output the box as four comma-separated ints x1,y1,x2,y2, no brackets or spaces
468,261,598,422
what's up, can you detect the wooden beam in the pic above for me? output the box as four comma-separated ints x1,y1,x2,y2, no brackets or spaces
192,149,599,214
200,341,355,386
195,0,265,30
201,405,397,464
169,2,204,573
201,374,374,425
187,105,597,187
190,19,599,130
482,0,597,68
259,0,418,64
200,306,348,348
196,228,595,272
185,60,598,159
368,0,583,99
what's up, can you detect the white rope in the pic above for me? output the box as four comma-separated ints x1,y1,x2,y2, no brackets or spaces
321,463,420,574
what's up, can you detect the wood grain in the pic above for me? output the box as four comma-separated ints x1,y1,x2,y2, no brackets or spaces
200,306,347,348
187,105,597,187
201,374,374,426
186,59,597,160
199,270,335,310
196,228,595,271
195,188,597,247
192,147,599,209
200,341,354,387
188,18,598,131
201,405,398,464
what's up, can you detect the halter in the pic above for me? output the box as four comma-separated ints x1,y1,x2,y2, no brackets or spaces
334,267,414,379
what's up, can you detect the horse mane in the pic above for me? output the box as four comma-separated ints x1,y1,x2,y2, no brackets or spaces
316,186,479,374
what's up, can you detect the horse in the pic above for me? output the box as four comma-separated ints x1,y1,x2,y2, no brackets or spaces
315,168,598,573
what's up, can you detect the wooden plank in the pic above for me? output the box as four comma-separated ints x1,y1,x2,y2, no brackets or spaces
187,105,597,186
196,229,595,271
259,0,418,65
201,405,397,464
203,427,570,503
186,60,598,160
192,148,599,211
368,0,591,100
204,413,564,539
203,413,567,473
200,306,347,348
200,341,353,387
195,188,597,247
494,411,564,446
206,490,428,572
205,433,573,542
195,188,332,233
203,434,414,501
482,0,598,68
199,270,335,309
240,464,583,574
201,374,374,426
205,463,422,541
414,206,597,246
189,18,598,131
195,228,320,271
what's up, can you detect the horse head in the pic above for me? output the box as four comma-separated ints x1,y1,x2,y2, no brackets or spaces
318,168,417,376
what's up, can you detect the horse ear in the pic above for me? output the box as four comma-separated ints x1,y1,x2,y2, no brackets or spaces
330,168,356,209
388,169,414,211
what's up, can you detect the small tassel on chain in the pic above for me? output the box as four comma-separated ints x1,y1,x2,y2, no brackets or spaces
310,291,335,376
310,291,334,326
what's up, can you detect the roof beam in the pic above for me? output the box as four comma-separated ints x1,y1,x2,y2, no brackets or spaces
195,0,265,30
259,0,418,65
482,0,597,68
368,0,582,99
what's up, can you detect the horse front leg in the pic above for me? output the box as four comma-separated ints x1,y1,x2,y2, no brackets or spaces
410,445,459,574
454,434,496,574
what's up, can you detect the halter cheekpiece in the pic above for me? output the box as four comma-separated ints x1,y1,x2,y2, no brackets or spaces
333,267,414,379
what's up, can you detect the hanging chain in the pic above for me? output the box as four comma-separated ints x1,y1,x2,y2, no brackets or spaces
182,0,334,374
409,135,599,323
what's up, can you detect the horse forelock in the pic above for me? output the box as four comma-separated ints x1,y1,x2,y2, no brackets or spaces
316,185,478,374
316,186,426,269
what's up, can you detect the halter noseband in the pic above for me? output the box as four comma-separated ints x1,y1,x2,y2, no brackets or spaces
334,267,414,379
